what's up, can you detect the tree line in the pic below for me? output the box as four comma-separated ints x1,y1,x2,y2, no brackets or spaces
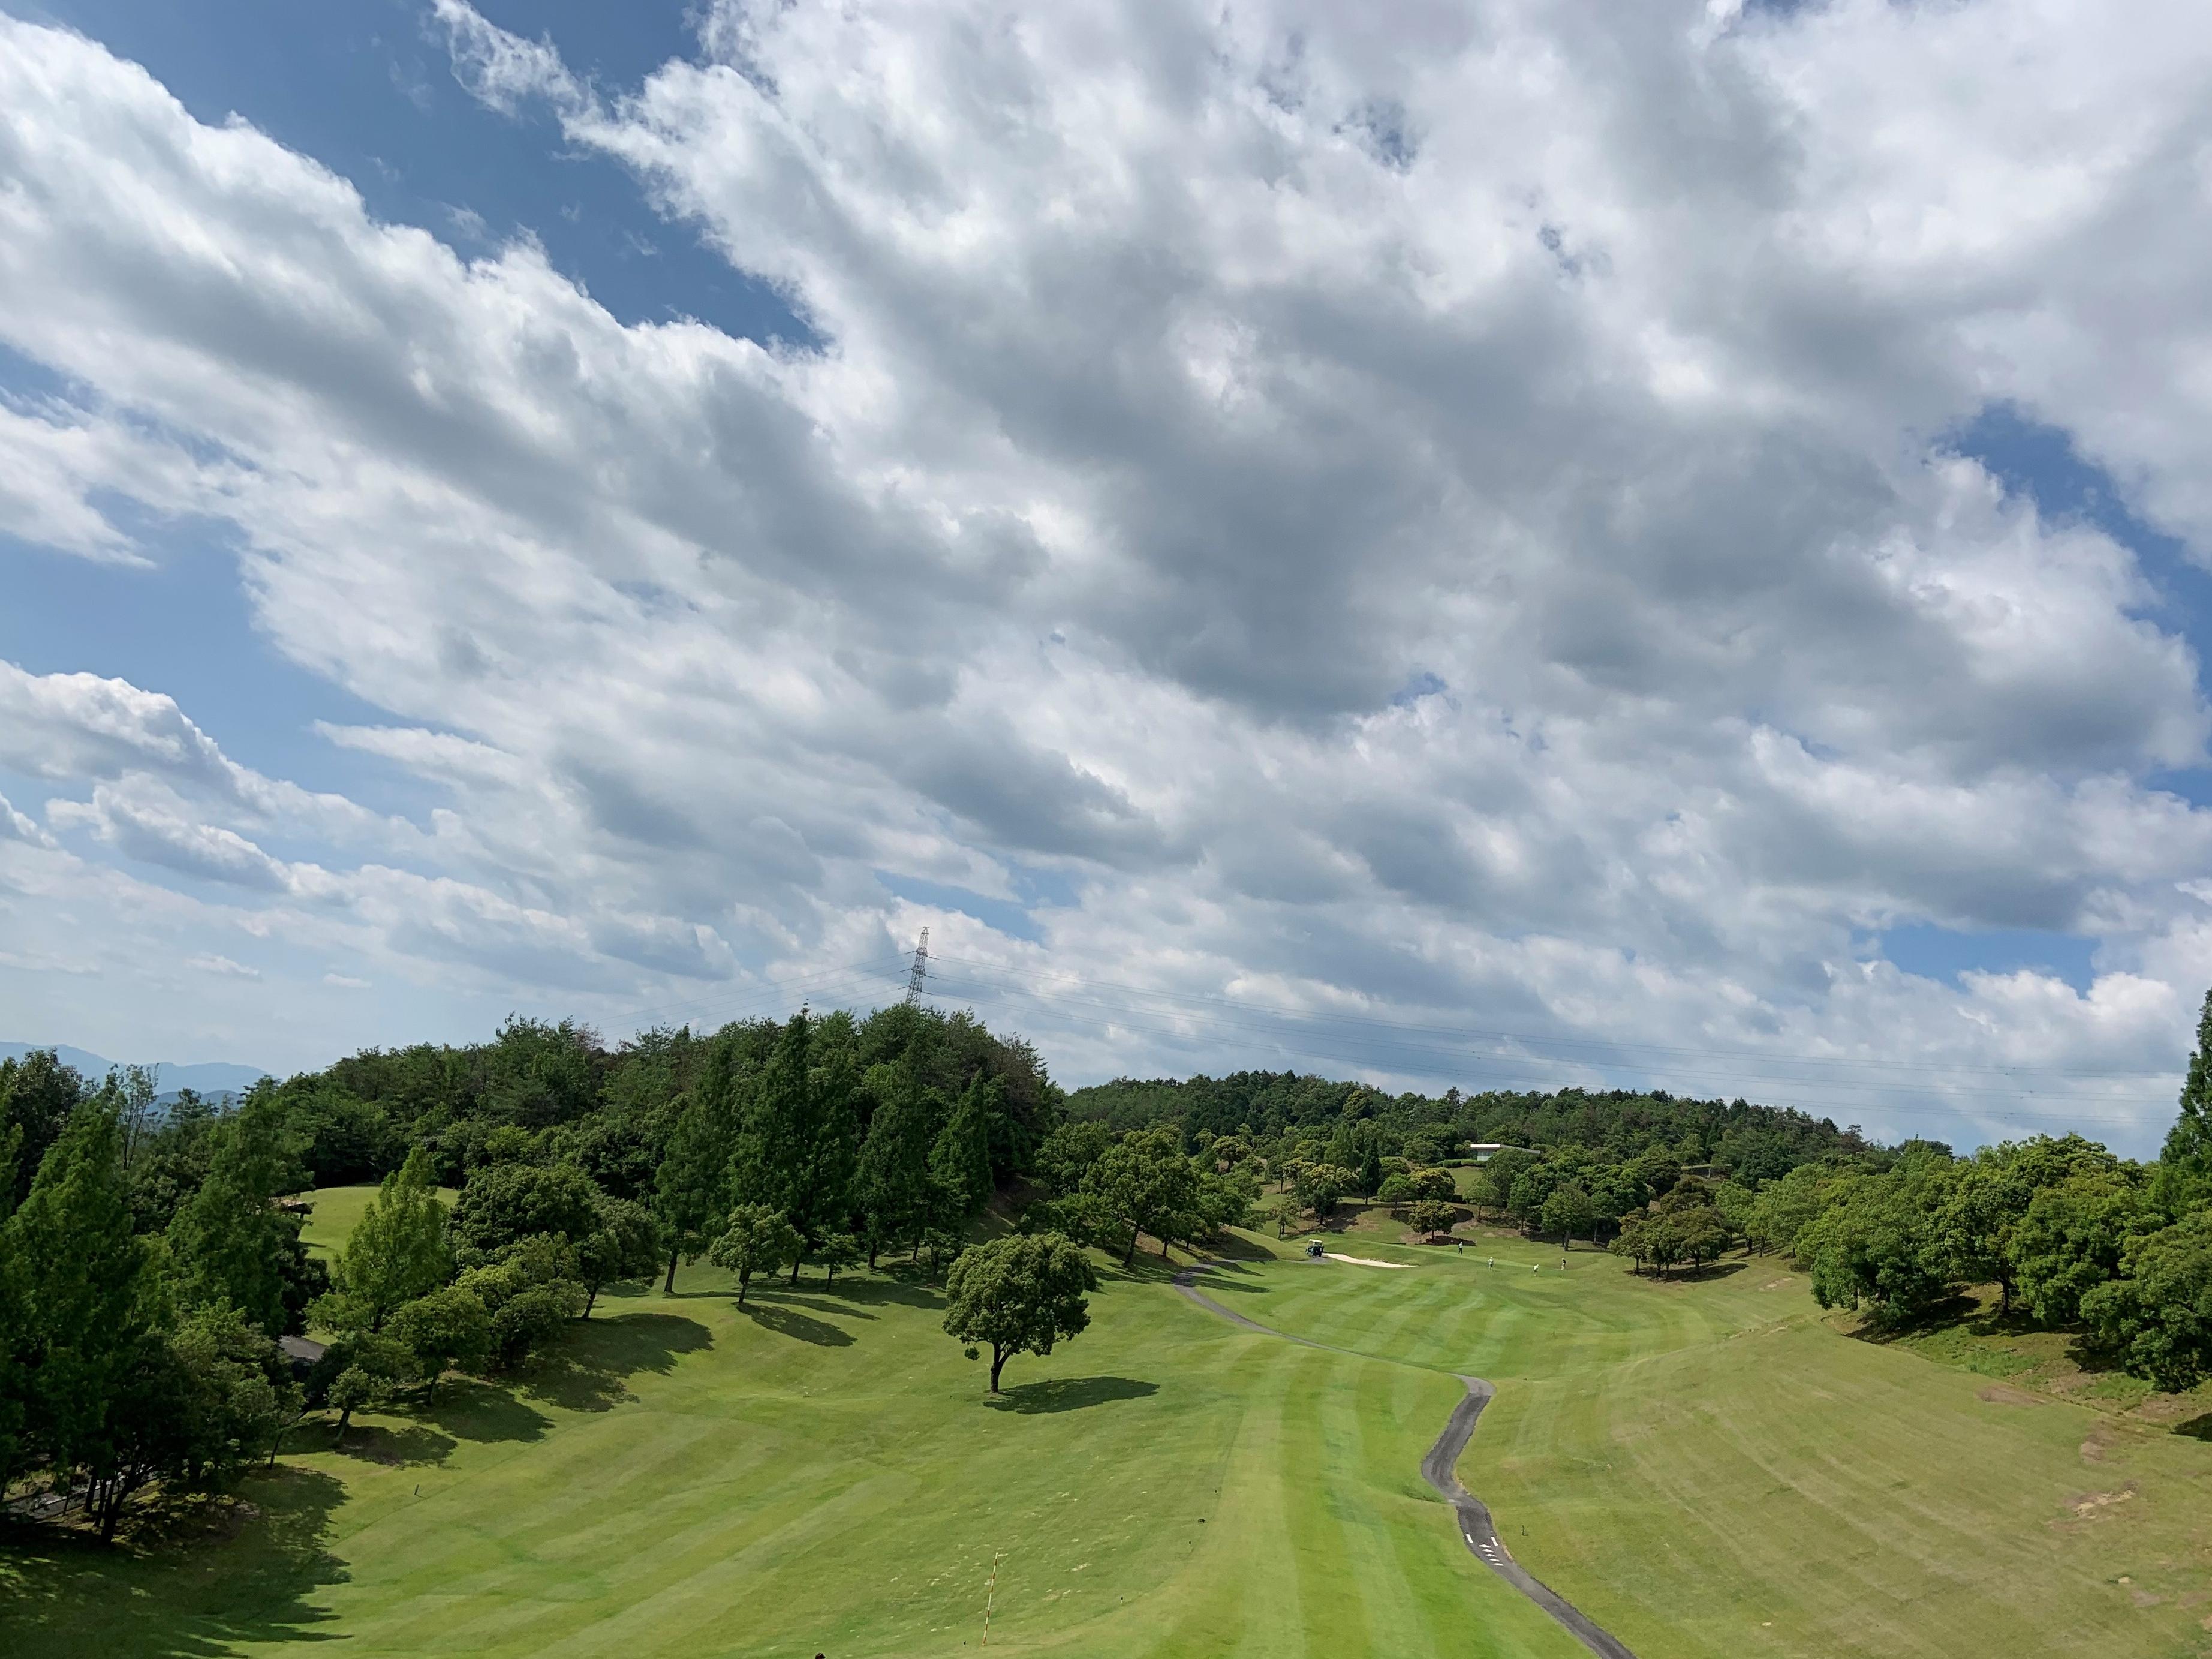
0,1002,1077,1538
1069,1072,1865,1185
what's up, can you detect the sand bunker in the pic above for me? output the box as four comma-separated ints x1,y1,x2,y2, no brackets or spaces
1323,1252,1413,1269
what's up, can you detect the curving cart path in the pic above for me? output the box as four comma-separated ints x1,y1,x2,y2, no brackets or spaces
1172,1263,1637,1659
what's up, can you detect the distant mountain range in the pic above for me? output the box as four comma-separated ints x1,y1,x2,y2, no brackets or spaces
0,1042,270,1098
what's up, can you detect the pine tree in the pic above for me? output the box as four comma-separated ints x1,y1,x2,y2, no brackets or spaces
928,1075,997,1230
0,1128,27,1496
654,1092,733,1293
795,1047,860,1266
733,1013,867,1284
732,1012,817,1221
15,1103,160,1505
1357,1133,1385,1199
168,1089,303,1335
2164,988,2212,1173
857,1062,937,1264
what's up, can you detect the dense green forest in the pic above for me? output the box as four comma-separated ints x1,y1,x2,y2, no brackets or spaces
1070,1071,1867,1173
4,993,2211,1541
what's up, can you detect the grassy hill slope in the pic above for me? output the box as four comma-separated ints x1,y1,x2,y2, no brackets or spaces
8,1189,2211,1658
1216,1228,2212,1658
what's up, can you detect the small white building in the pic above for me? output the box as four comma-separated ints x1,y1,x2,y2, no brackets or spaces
1465,1142,1509,1162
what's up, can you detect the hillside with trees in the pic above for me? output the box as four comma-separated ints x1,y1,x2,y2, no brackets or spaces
5,993,2212,1544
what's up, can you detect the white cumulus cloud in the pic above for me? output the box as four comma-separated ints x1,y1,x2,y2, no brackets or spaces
0,4,2210,1148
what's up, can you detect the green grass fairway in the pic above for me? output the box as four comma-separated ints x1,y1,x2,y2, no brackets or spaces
0,1195,1577,1659
1216,1232,2212,1659
294,1183,458,1262
7,1195,2211,1658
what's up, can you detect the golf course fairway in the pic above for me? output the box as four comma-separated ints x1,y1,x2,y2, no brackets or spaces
5,1194,2210,1658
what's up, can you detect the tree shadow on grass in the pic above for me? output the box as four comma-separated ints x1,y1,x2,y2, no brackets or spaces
0,1465,347,1659
2171,1413,2212,1441
1208,1231,1277,1263
738,1300,854,1346
747,1290,880,1321
984,1377,1160,1414
1672,1260,1748,1283
422,1375,555,1444
328,1421,456,1467
1110,1252,1195,1286
1178,1258,1268,1294
868,1263,951,1308
1846,1292,1997,1345
516,1311,714,1412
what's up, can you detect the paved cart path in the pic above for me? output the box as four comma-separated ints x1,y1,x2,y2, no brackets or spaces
1172,1263,1638,1659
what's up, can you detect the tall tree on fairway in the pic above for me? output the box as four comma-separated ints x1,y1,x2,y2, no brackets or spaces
577,1197,664,1314
792,1043,861,1278
1089,1128,1200,1265
732,1012,817,1219
1540,1181,1596,1249
942,1231,1097,1393
389,1287,492,1400
731,1012,865,1282
708,1204,802,1306
450,1161,602,1261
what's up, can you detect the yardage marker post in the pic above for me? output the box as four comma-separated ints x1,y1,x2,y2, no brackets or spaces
982,1551,1004,1645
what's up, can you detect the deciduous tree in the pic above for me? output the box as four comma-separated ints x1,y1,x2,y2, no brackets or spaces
577,1197,663,1315
389,1286,492,1399
942,1231,1097,1393
1091,1129,1202,1264
326,1146,452,1332
654,1089,736,1291
1540,1182,1596,1249
451,1161,602,1263
708,1204,801,1305
2081,1212,2212,1393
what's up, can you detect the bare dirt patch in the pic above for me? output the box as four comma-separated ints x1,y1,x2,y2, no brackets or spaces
2060,1483,2138,1519
1322,1253,1413,1269
1978,1384,2045,1406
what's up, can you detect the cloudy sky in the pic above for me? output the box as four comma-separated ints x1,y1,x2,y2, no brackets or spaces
3,0,2210,1152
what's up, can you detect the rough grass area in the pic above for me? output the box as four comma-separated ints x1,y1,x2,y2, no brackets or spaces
8,1191,2212,1658
1874,1287,2212,1430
